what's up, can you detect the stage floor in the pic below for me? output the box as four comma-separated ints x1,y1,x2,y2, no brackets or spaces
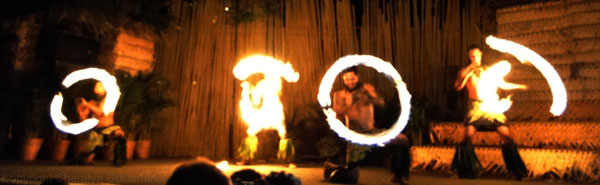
0,159,583,185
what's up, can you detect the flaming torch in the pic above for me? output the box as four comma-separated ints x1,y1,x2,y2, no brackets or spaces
233,55,299,163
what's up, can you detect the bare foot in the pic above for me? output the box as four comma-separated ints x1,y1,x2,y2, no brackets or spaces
82,153,95,165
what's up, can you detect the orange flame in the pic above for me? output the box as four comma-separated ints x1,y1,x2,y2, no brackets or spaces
233,55,299,138
475,61,516,121
216,160,229,171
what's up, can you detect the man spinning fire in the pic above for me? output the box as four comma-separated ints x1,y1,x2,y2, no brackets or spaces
62,79,126,166
324,66,411,185
451,45,528,179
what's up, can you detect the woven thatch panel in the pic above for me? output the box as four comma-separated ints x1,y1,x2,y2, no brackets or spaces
496,1,564,24
412,146,600,182
429,122,600,150
500,23,600,45
496,0,600,122
497,0,600,24
508,101,600,121
545,50,600,65
498,8,600,37
497,17,570,37
113,33,155,74
501,31,568,45
524,39,599,55
507,65,569,81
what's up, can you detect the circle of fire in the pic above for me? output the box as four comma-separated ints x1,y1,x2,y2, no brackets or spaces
486,36,567,116
318,55,412,146
50,68,121,135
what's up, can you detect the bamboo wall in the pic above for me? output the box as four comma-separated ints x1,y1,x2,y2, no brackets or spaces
498,0,600,121
152,0,483,158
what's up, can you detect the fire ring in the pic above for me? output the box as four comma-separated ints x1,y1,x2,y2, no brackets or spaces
317,55,412,146
50,68,121,135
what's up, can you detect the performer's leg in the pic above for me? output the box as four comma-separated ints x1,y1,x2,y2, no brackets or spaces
451,125,482,178
80,130,102,165
389,134,411,184
110,129,127,166
324,147,359,184
465,125,476,139
496,126,511,144
81,152,95,165
324,142,365,184
497,125,528,180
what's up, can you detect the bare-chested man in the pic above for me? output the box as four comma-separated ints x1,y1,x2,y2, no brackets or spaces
451,45,528,180
65,79,126,166
324,66,410,185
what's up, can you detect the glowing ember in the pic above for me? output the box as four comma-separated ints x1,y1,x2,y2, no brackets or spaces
486,35,567,116
317,55,411,146
50,68,121,135
216,160,229,171
233,55,299,138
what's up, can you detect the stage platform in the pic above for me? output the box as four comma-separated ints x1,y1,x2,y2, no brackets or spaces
412,122,600,183
0,159,583,185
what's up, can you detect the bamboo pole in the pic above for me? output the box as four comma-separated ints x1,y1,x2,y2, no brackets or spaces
152,0,485,158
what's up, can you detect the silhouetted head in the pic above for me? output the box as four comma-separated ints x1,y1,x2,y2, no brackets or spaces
166,157,231,185
231,168,265,185
265,171,302,185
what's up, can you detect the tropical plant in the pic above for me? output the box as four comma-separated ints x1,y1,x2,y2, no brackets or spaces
317,135,341,159
407,97,432,146
22,96,46,138
114,70,173,140
23,73,61,138
114,70,145,139
347,143,371,163
135,72,173,140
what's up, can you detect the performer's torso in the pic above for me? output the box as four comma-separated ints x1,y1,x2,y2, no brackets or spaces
466,68,482,100
335,86,375,133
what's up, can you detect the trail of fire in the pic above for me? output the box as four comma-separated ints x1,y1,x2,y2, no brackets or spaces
486,36,567,116
50,68,121,135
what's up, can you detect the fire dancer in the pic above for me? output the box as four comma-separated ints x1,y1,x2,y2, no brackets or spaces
63,79,126,166
452,45,528,179
325,66,410,185
233,56,299,164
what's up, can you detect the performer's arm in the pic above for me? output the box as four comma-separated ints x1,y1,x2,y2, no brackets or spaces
81,98,114,127
333,91,349,115
80,98,104,117
363,84,384,106
454,67,474,90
